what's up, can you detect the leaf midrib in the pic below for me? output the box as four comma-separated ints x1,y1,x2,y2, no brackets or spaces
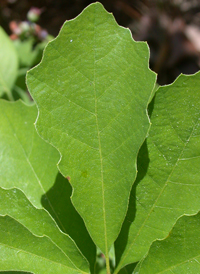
93,6,108,258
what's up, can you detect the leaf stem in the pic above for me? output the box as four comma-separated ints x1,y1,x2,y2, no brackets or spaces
105,255,111,274
7,90,14,101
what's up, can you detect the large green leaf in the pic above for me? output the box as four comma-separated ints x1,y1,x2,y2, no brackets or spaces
0,27,18,99
0,187,89,273
134,212,200,273
27,2,156,263
0,99,96,269
0,215,89,274
115,72,200,272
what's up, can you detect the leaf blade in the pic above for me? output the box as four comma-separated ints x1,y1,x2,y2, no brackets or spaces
0,99,96,269
134,213,200,273
0,215,89,274
27,2,156,257
0,187,90,273
0,100,59,207
115,72,200,272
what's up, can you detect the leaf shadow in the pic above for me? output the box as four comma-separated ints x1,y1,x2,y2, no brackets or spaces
115,139,150,268
41,172,96,272
114,96,155,270
118,262,138,274
0,271,32,274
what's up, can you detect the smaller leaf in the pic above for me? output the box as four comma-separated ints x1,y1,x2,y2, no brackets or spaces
0,99,59,208
13,38,38,68
0,187,90,273
0,27,18,99
0,215,89,274
134,212,200,273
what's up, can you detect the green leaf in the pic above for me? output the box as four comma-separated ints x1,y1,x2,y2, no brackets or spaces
0,99,96,269
0,99,59,208
13,38,39,68
13,37,52,68
115,72,200,272
27,1,156,264
0,27,18,99
13,37,37,68
0,187,90,273
0,215,89,274
134,212,200,273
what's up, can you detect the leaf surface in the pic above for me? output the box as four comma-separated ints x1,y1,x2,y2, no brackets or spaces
115,72,200,272
0,99,96,269
0,187,89,273
0,215,89,274
134,213,200,273
27,2,156,257
0,27,18,99
0,99,60,207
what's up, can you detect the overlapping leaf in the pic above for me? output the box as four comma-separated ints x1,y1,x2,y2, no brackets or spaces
27,2,156,261
0,99,95,270
0,100,59,207
115,72,200,272
0,188,89,273
0,27,18,99
134,212,200,273
0,215,89,274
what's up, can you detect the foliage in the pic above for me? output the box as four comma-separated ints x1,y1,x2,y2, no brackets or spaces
0,7,53,103
0,2,200,274
0,26,18,100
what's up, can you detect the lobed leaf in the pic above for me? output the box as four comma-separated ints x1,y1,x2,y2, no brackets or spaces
27,2,156,260
115,72,200,272
134,212,200,273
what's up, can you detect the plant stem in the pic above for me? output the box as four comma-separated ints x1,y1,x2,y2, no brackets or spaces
7,90,14,101
105,255,111,274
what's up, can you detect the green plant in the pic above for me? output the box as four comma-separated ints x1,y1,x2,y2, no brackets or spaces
0,2,200,274
0,7,53,103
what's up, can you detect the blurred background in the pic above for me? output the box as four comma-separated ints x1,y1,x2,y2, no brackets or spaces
1,0,200,85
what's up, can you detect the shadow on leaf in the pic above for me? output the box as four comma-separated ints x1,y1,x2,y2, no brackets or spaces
41,172,96,272
115,139,150,267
